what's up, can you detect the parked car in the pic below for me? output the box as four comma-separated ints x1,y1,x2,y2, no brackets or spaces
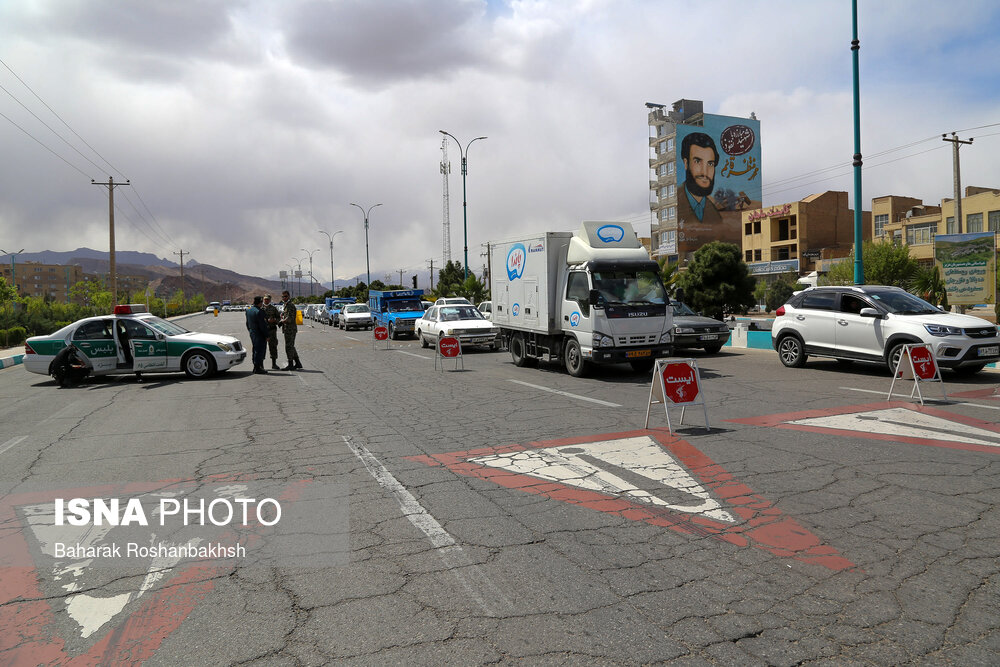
772,285,1000,375
415,304,500,350
434,297,472,306
23,304,246,381
329,302,347,326
340,303,373,330
477,301,493,321
670,301,731,354
317,305,333,325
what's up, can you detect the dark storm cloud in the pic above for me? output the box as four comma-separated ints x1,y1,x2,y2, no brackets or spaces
283,0,490,84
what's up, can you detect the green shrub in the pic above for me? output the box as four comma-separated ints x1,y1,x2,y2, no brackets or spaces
3,326,27,347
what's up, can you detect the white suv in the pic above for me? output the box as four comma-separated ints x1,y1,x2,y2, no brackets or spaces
772,285,1000,376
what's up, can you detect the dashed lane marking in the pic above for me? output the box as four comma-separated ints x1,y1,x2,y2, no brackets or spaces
507,379,622,408
397,351,430,360
0,435,28,455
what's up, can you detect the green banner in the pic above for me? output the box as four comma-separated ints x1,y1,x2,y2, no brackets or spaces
934,233,997,305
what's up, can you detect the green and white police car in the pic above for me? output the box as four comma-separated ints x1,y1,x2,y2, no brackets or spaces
23,304,247,380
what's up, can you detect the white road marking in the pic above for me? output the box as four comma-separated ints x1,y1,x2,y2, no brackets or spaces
840,386,1000,410
507,379,622,407
789,407,1000,446
344,336,360,341
0,435,28,455
342,436,510,616
397,351,430,360
471,436,734,523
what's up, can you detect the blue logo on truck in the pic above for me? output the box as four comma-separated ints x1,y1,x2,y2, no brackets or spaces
506,244,526,280
569,311,581,327
596,225,625,243
512,303,520,317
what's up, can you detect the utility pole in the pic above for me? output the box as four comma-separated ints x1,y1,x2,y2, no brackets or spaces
398,269,404,286
427,259,435,291
174,249,186,311
92,176,130,306
942,133,973,233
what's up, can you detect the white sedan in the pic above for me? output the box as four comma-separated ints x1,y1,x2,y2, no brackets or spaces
415,304,500,350
339,303,373,330
23,304,247,381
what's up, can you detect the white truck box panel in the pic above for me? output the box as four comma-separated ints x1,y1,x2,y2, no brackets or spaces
490,232,571,335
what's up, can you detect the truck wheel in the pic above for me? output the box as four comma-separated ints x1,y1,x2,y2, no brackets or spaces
510,334,529,367
564,338,589,378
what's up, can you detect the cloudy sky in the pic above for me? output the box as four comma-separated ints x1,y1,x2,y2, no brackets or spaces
1,0,999,284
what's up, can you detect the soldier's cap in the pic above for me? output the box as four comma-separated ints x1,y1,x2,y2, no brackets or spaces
264,294,272,299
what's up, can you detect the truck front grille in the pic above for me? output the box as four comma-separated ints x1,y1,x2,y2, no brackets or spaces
616,334,658,346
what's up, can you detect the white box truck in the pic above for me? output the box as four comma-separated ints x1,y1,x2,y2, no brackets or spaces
490,221,673,376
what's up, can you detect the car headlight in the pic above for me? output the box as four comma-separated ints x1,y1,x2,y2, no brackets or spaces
924,324,963,337
675,327,695,334
660,331,672,343
718,325,730,332
445,328,454,335
216,342,233,352
592,332,614,348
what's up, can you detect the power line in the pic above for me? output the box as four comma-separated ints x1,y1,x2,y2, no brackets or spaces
0,108,91,178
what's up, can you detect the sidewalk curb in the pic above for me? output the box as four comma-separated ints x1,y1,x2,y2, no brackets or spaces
1,354,25,369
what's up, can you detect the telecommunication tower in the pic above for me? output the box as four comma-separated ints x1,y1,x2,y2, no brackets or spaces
440,136,452,263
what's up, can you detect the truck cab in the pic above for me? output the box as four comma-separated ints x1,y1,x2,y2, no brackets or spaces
368,289,425,339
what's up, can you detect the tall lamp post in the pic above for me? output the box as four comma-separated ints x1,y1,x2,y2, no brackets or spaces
284,264,295,294
439,130,487,280
301,248,320,297
350,202,382,287
0,248,25,297
319,229,343,295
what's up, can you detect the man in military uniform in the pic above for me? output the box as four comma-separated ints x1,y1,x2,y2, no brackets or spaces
278,290,302,370
261,294,281,370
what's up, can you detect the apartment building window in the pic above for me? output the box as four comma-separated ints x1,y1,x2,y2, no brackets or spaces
745,222,753,235
658,140,667,154
666,137,674,152
658,164,668,177
946,216,956,234
664,230,676,247
754,249,762,261
668,206,676,220
666,161,675,176
874,213,888,237
967,212,983,233
777,218,796,241
754,220,761,234
906,222,936,245
775,247,790,261
667,184,675,198
989,210,1000,232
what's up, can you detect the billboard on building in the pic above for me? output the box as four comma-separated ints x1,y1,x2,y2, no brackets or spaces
676,114,762,251
934,232,997,305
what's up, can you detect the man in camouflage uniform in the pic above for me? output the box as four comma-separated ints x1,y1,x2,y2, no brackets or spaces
261,294,281,370
278,290,302,370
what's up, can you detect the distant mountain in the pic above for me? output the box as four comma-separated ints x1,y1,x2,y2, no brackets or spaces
0,247,179,268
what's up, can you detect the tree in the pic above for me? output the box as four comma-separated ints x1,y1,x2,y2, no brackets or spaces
822,240,918,287
912,265,947,307
675,242,756,320
456,274,487,304
765,272,799,312
434,260,466,300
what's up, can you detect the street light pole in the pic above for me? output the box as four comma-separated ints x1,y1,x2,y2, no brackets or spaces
319,230,343,296
350,202,382,288
301,248,320,297
0,248,25,297
439,130,487,280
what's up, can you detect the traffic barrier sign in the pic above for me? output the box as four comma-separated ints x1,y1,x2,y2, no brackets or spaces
373,325,389,350
887,343,946,404
645,358,709,432
435,336,463,371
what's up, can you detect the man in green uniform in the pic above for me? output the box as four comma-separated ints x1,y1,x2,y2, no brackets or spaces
278,291,302,370
261,294,281,370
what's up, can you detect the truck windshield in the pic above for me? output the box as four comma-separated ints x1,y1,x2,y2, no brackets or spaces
388,299,423,313
592,270,666,306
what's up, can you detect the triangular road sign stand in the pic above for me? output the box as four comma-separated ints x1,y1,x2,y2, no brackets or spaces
887,343,947,405
645,358,709,432
434,336,464,371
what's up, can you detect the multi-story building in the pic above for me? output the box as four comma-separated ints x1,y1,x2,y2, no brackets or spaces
873,187,1000,266
741,191,870,280
647,99,762,263
0,261,148,302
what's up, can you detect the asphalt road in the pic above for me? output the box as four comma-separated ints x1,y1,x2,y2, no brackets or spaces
2,311,999,665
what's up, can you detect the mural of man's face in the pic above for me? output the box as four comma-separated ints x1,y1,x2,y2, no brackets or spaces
684,144,717,199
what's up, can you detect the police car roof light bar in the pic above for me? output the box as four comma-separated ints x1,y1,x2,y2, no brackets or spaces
113,304,148,315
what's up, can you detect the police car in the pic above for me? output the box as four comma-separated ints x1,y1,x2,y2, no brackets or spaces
23,304,247,381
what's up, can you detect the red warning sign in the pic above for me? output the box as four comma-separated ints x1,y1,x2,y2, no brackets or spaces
408,429,854,571
908,345,936,380
438,336,461,358
661,362,699,404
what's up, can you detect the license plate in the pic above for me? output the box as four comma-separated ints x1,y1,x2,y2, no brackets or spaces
472,336,493,343
699,334,718,341
978,345,999,357
626,349,651,358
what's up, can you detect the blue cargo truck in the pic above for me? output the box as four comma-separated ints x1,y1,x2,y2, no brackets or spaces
368,289,425,340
